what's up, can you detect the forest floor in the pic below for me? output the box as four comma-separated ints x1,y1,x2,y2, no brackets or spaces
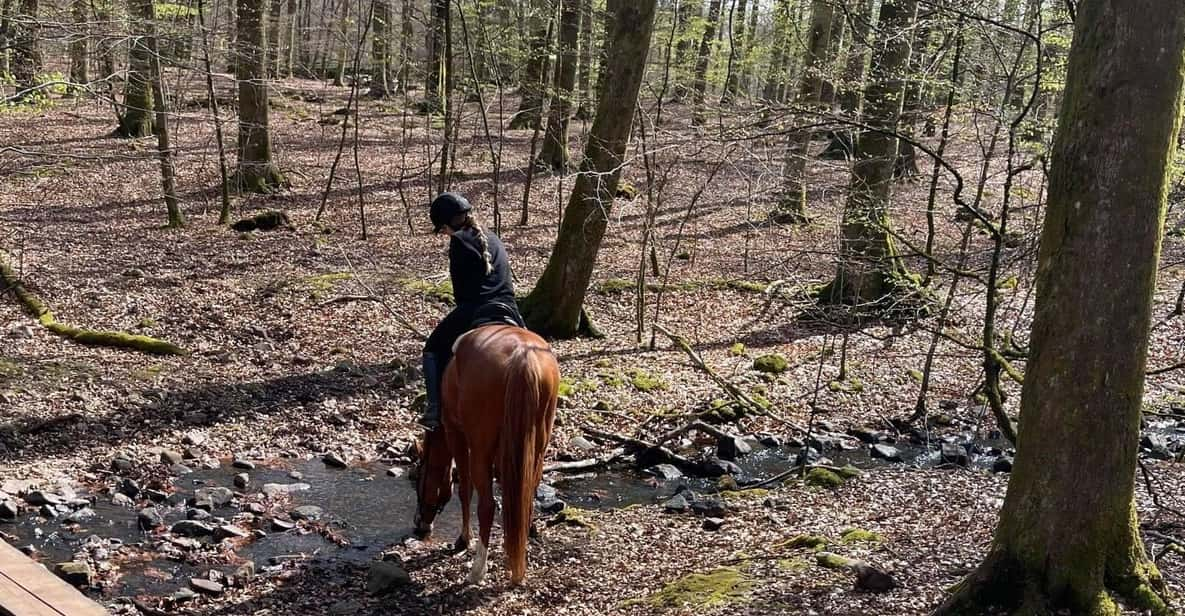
2,78,1185,615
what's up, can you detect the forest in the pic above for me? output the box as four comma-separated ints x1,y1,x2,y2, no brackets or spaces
1,0,1184,614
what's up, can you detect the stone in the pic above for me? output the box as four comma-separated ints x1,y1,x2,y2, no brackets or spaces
170,464,193,476
261,483,311,498
63,507,95,523
234,561,255,584
323,452,348,468
232,459,256,470
23,490,64,506
166,492,188,506
752,354,788,374
144,489,168,502
535,483,558,502
182,431,207,447
1,479,35,495
537,496,566,515
644,464,684,481
118,478,141,498
854,563,897,593
111,456,136,472
160,450,184,465
870,444,902,462
663,494,691,513
182,447,202,461
569,436,596,452
702,517,726,531
183,412,209,425
171,520,215,537
189,578,224,595
697,459,743,478
940,442,970,466
39,504,59,518
690,497,729,518
138,508,165,530
214,524,249,541
194,487,234,508
385,467,404,479
9,323,34,338
716,436,753,461
54,561,93,587
244,502,267,515
992,456,1014,473
169,588,198,604
111,493,134,508
233,473,250,489
271,517,296,532
367,561,411,596
0,500,17,519
291,505,323,521
186,508,213,521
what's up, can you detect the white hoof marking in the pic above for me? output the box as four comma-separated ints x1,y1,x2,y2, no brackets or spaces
466,541,488,585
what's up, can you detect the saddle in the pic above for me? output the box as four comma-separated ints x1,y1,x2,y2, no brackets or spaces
470,301,526,329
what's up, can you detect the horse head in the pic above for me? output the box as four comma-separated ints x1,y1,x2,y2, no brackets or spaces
413,427,453,538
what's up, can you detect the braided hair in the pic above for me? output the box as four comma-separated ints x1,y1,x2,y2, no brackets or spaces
452,214,494,275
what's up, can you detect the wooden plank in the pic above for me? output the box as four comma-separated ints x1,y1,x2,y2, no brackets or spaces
0,540,109,616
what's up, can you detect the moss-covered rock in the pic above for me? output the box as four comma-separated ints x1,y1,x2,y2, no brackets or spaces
815,551,857,570
753,354,788,374
840,527,883,544
547,506,597,530
780,534,829,550
805,468,845,489
729,342,747,356
631,566,752,609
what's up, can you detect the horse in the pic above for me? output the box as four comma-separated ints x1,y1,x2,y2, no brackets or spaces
413,324,560,586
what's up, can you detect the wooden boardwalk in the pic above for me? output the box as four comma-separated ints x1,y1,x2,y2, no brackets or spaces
0,540,109,616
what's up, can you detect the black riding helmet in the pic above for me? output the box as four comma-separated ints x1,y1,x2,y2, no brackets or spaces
429,192,473,233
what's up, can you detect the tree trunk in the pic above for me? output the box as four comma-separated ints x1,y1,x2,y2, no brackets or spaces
135,0,184,227
236,0,285,192
761,0,791,102
284,0,298,77
593,0,617,104
740,0,758,92
668,0,698,102
398,0,411,93
370,0,391,97
819,0,916,305
0,0,12,80
522,0,658,338
721,0,748,102
67,0,87,95
818,4,846,107
574,0,592,117
837,0,874,117
117,0,155,138
509,0,552,128
421,0,448,112
539,0,579,170
11,0,40,95
333,0,348,85
935,2,1185,615
266,0,282,77
770,0,834,222
690,0,722,125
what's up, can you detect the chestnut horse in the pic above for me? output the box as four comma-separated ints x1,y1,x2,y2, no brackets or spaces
413,324,559,586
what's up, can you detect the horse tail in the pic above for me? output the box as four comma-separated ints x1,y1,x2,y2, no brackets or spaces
499,344,554,585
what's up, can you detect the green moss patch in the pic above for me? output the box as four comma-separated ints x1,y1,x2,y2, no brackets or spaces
805,468,845,489
400,278,454,304
628,368,666,392
631,567,753,609
840,528,883,544
777,534,829,550
753,354,788,374
815,551,857,570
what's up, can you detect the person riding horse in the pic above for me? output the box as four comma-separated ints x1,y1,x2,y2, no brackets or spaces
421,192,525,431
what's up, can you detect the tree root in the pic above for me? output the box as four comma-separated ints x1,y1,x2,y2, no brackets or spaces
1,258,184,356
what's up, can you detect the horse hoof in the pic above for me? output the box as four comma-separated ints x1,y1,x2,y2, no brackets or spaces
451,536,469,555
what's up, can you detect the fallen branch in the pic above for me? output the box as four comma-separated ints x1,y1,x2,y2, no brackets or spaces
653,324,806,434
1,257,184,355
543,458,606,473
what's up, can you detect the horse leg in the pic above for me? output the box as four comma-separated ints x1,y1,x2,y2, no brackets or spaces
465,464,495,586
451,435,472,554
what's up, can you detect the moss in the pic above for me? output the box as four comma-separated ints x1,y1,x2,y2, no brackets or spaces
297,272,353,298
805,468,845,489
720,488,770,501
400,278,454,304
840,528,883,544
836,465,862,479
753,354,788,374
908,369,924,382
550,506,597,530
816,551,857,570
557,379,575,398
777,558,809,571
727,280,767,293
628,369,666,392
599,277,636,293
828,380,843,392
630,567,752,609
729,343,747,356
593,359,613,369
600,372,625,388
778,534,829,550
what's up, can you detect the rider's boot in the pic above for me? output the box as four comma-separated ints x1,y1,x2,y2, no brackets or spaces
419,352,443,431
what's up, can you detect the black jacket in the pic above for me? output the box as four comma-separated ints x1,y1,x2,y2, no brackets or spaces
449,227,515,308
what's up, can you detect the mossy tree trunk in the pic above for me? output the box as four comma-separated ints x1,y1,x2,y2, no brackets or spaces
117,0,154,137
760,0,791,102
592,0,617,105
508,0,552,128
538,0,578,171
523,0,657,338
67,0,87,95
266,0,281,77
135,0,184,227
370,0,391,97
935,2,1185,614
689,0,722,125
818,3,845,107
819,0,916,305
770,0,834,222
837,0,874,117
11,0,39,95
235,0,285,192
668,0,699,103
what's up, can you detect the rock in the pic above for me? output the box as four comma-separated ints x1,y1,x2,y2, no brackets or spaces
111,456,136,472
182,447,203,460
186,508,212,521
569,436,596,452
39,504,59,518
691,497,729,518
138,508,164,530
940,442,970,466
288,471,304,480
992,456,1014,473
234,473,250,489
758,434,784,448
367,561,411,595
537,497,566,515
189,578,224,595
9,323,34,339
535,483,558,502
182,431,207,447
644,464,684,481
244,502,267,515
144,489,167,502
169,588,198,604
697,459,743,478
849,427,884,444
232,458,256,470
166,492,188,506
214,524,249,541
171,520,215,537
870,444,902,462
0,500,17,519
663,494,691,513
816,551,857,570
234,561,256,584
261,483,311,498
805,468,845,489
194,487,234,508
121,268,145,278
716,435,753,461
111,493,134,508
271,517,296,532
23,490,64,506
753,354,789,374
1,479,35,495
118,478,141,498
385,467,404,479
854,563,897,593
63,507,95,523
702,517,726,531
169,464,194,477
160,450,184,465
54,561,93,587
290,505,323,521
323,452,348,468
182,412,209,425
